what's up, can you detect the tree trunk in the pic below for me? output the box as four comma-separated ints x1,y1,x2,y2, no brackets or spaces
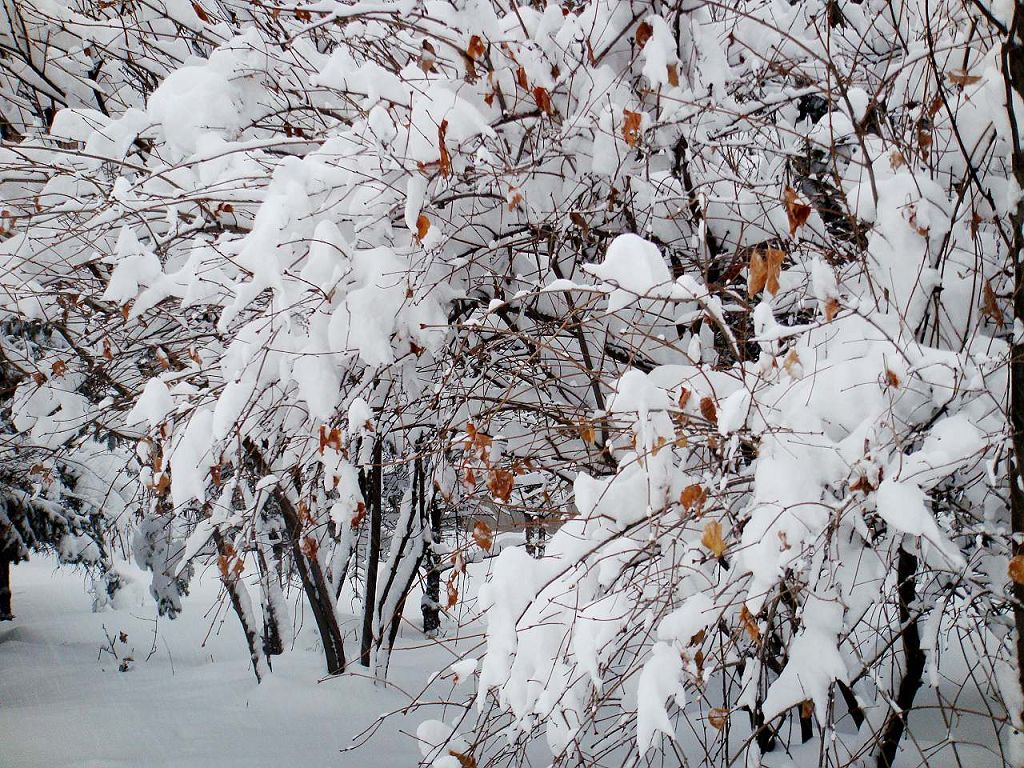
255,535,285,658
360,436,383,667
212,530,268,682
1004,8,1024,741
243,438,346,675
277,492,346,675
422,458,442,636
0,554,12,620
373,455,429,677
876,547,925,768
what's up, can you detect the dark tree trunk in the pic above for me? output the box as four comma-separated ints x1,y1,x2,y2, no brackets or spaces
255,542,284,657
243,438,345,675
0,554,12,620
422,458,442,636
876,547,924,768
360,437,383,667
277,492,346,675
525,512,546,558
1003,9,1024,736
212,531,266,682
374,454,430,677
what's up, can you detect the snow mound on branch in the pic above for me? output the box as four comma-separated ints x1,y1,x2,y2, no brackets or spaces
762,593,848,725
875,479,965,567
584,234,673,311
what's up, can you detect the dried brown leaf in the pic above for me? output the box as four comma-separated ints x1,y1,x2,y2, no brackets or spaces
784,186,811,236
1010,555,1024,585
701,520,727,557
680,483,707,513
623,109,642,147
635,21,653,48
472,520,494,551
699,396,717,425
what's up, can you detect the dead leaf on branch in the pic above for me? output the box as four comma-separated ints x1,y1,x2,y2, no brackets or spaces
516,65,529,90
748,248,785,297
1010,555,1024,585
699,396,718,425
678,387,692,410
783,186,811,236
623,110,642,147
666,63,679,87
472,520,494,551
708,707,729,730
680,484,707,513
782,348,802,378
947,70,982,86
438,119,451,178
300,536,319,560
466,35,486,61
533,86,553,115
418,40,437,73
701,520,727,557
823,296,839,322
486,469,514,502
416,214,431,242
982,278,1004,329
635,21,653,48
739,605,760,642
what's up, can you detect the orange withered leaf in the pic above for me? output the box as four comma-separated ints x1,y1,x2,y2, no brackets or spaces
783,186,811,236
782,348,801,378
466,35,485,60
666,63,679,87
947,70,981,86
680,483,707,513
701,520,727,557
739,605,760,642
486,469,514,502
708,707,728,730
1010,555,1024,585
678,387,692,410
416,214,431,242
982,278,1004,329
748,247,785,297
472,520,494,551
823,296,839,322
418,40,437,73
438,119,451,178
635,21,653,48
623,109,642,147
533,86,553,114
516,65,529,90
699,396,717,425
300,536,319,560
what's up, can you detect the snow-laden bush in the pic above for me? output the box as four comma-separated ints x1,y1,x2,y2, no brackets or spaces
2,0,1024,764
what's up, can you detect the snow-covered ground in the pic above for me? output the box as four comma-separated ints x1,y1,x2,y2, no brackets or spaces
0,557,462,768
